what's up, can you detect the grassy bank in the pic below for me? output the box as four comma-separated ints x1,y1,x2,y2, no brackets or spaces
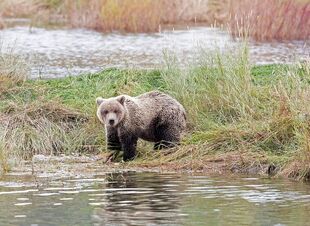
1,47,310,180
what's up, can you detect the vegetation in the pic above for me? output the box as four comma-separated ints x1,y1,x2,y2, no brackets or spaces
228,0,310,41
0,0,308,40
0,0,209,32
0,45,30,93
0,44,309,180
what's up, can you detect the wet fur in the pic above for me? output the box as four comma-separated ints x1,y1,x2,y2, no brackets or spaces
96,91,186,161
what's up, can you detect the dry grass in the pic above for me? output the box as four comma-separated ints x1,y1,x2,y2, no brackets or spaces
0,0,37,18
0,0,65,18
64,0,211,32
0,0,309,40
0,0,211,32
228,0,310,41
0,53,29,82
206,0,231,24
0,82,103,173
0,100,89,162
0,43,30,94
0,17,4,29
0,41,93,172
0,41,29,76
65,0,163,32
0,0,67,27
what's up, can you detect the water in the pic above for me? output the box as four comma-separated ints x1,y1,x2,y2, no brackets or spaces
0,23,309,225
0,26,308,78
1,171,310,226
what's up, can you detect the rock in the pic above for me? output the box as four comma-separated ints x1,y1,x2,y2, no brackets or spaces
32,154,50,163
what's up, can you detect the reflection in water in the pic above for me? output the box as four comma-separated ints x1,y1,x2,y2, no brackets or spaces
0,26,308,78
0,172,310,225
92,172,183,225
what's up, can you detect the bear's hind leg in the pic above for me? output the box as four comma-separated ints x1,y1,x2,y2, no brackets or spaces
154,125,180,150
106,126,121,151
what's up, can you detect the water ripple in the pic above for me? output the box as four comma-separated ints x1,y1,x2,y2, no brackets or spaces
0,172,309,225
0,26,308,78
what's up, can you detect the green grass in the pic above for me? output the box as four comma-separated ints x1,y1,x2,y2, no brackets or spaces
0,48,309,180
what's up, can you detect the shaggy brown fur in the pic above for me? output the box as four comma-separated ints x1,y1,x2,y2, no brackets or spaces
96,91,186,161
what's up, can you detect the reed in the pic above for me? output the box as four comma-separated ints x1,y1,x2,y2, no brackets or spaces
0,0,211,32
1,0,309,40
65,0,163,32
228,0,310,41
0,17,4,29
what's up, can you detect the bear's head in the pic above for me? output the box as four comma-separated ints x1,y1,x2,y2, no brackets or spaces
96,96,126,127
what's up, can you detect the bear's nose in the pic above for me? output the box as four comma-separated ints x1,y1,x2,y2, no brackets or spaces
109,119,115,125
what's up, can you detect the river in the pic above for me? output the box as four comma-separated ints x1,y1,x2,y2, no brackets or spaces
0,170,309,226
0,25,308,78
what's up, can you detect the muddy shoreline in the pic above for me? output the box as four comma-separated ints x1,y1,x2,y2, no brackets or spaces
5,153,272,183
2,155,310,226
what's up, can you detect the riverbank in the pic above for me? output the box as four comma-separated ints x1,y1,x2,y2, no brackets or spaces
2,159,310,226
1,48,310,180
0,0,309,40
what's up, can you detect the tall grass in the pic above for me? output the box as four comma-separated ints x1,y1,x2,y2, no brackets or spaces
0,18,4,29
0,47,29,81
0,42,30,93
206,0,231,24
228,0,310,41
0,101,89,159
162,46,261,129
0,0,211,32
0,0,309,41
65,0,162,32
149,46,310,179
0,92,100,172
64,0,212,32
0,42,96,172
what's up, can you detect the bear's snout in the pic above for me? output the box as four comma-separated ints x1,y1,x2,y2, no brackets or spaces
109,119,115,126
105,112,119,127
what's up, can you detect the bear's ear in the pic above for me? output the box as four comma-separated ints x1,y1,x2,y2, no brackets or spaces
117,96,125,105
96,97,105,106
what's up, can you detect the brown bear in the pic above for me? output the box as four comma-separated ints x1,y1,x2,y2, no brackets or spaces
96,91,186,161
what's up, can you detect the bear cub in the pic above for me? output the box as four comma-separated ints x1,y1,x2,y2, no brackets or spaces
96,91,186,161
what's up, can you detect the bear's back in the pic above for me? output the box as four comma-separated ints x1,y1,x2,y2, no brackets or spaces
130,91,185,125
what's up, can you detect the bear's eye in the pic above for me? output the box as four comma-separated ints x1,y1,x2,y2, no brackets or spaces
103,110,108,115
114,110,118,114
